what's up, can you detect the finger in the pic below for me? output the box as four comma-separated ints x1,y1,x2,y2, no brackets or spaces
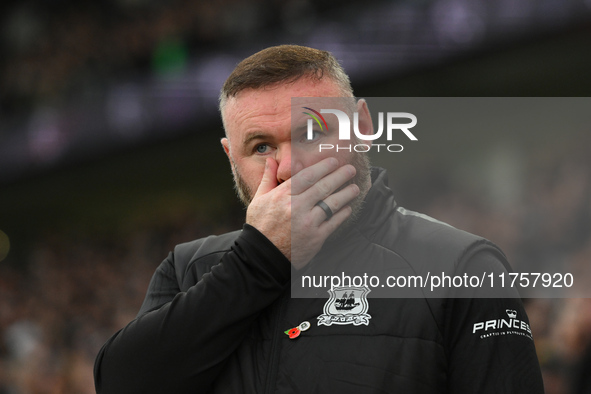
290,157,340,195
253,158,279,198
302,164,356,207
318,205,353,235
313,183,360,226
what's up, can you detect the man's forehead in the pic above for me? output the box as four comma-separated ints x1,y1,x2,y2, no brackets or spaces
225,95,352,122
228,78,344,106
223,89,287,121
222,78,350,137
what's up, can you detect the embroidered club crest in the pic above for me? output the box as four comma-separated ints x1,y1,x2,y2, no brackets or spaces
318,286,371,326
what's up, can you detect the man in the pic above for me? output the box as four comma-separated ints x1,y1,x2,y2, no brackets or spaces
94,45,544,393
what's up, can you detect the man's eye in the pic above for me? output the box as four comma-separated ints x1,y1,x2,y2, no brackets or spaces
255,144,270,154
304,130,323,142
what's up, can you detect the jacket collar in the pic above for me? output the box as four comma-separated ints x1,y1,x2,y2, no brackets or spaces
358,167,397,229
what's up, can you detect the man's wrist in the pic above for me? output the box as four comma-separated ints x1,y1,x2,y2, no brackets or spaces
239,224,291,283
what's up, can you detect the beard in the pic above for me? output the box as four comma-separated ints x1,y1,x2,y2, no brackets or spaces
231,160,255,208
231,151,372,226
327,151,371,238
349,153,372,216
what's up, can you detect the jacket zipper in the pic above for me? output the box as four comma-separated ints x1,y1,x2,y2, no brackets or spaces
263,291,289,394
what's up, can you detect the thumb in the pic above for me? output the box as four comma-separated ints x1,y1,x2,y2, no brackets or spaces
254,158,279,197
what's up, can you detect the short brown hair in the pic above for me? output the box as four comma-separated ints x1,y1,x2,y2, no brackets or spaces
219,45,353,111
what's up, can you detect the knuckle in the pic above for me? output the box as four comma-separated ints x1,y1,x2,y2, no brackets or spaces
330,199,341,211
315,180,331,197
301,216,314,229
297,169,316,187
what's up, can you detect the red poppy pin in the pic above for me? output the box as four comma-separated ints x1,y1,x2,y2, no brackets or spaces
285,327,301,339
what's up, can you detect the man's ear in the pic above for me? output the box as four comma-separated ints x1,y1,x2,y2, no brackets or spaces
355,99,374,137
221,138,231,159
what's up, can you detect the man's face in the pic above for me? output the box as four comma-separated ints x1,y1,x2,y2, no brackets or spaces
221,77,372,214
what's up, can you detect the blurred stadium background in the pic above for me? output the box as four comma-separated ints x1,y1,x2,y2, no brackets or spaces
1,0,591,392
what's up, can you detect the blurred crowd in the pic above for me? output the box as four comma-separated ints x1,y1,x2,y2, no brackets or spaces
0,214,242,394
0,0,359,116
1,0,255,114
420,138,591,394
0,137,590,394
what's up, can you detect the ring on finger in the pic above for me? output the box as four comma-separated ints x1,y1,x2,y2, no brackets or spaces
315,200,333,221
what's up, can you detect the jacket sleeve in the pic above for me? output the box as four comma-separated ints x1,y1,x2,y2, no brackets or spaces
94,225,291,394
443,247,545,394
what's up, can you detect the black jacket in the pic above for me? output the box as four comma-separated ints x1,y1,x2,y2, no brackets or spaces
94,168,544,393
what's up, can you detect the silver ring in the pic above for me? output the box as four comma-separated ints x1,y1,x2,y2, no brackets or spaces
315,200,333,220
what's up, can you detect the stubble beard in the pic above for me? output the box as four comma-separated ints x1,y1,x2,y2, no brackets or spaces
327,151,371,239
231,160,255,208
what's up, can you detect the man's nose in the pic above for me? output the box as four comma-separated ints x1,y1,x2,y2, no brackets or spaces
276,143,302,184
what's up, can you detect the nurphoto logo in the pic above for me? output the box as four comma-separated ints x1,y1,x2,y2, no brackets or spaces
303,106,418,153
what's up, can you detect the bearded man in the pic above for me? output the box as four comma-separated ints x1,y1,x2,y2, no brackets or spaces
94,45,544,394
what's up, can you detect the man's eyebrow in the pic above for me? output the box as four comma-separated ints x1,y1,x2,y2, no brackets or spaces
293,124,307,133
242,132,271,146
